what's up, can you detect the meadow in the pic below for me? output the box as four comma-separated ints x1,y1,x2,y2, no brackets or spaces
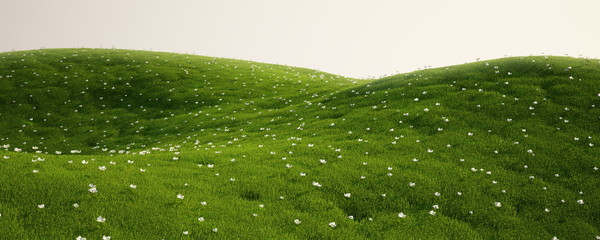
0,48,599,239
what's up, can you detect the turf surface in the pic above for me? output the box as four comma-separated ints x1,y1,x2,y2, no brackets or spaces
0,49,599,239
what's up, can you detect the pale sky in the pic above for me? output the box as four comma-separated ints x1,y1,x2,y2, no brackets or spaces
1,0,599,78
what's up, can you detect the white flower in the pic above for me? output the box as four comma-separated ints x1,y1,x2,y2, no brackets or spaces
88,187,98,193
328,222,337,228
32,169,39,173
98,166,106,171
577,199,584,204
201,201,207,205
183,231,189,235
398,212,406,218
37,204,45,208
76,236,86,240
198,217,204,221
73,203,79,208
102,236,111,240
408,182,415,187
294,219,301,224
494,202,502,207
429,210,436,215
177,194,184,199
312,182,322,187
96,216,106,223
212,228,218,232
433,205,439,209
434,192,441,197
344,193,351,198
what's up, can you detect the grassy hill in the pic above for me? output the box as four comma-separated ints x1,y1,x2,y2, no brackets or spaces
0,48,598,239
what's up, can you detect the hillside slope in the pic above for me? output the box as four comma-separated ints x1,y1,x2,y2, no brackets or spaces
0,48,356,154
0,49,599,239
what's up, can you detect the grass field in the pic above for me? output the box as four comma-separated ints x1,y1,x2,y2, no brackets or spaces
0,48,599,239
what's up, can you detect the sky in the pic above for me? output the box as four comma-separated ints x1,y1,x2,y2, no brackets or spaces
1,0,599,78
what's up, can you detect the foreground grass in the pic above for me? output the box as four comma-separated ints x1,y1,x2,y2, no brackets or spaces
0,49,599,239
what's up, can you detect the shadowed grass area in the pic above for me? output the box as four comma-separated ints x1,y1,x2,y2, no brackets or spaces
0,49,599,239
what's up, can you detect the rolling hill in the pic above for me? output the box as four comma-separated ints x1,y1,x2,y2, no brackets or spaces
0,48,599,239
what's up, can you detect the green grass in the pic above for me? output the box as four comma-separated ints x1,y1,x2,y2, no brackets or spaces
0,48,599,239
